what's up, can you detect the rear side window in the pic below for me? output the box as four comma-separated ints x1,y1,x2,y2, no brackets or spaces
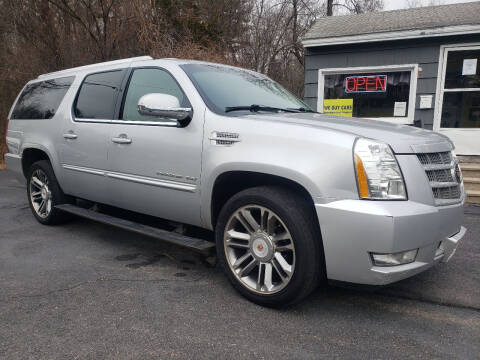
11,76,74,119
75,70,125,119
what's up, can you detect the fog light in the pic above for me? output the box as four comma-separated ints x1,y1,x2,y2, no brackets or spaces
371,249,418,266
435,242,445,257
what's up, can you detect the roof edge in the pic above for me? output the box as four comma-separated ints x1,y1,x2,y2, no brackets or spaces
302,24,480,48
37,56,153,79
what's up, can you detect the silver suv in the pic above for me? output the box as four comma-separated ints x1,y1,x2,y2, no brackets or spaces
5,56,467,306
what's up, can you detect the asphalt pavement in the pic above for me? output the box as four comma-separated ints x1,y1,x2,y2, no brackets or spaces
0,170,479,359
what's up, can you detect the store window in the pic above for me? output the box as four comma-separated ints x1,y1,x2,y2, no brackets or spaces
440,49,480,128
318,66,417,123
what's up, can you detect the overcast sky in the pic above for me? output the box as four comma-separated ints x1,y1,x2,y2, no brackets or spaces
383,0,478,10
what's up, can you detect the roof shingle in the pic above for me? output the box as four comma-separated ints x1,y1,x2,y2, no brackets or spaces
304,1,480,41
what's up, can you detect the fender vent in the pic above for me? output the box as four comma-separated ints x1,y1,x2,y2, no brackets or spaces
209,131,240,146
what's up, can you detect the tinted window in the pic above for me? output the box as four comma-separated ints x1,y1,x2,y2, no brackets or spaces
323,71,411,118
181,64,309,115
75,70,124,119
121,68,188,122
12,76,74,119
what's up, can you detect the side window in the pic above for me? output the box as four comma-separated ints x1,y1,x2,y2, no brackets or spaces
75,70,124,119
121,68,188,122
12,76,74,119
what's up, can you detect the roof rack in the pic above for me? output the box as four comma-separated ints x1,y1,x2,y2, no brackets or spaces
37,56,153,79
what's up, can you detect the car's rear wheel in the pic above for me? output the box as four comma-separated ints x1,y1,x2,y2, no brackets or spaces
27,160,71,225
215,186,325,307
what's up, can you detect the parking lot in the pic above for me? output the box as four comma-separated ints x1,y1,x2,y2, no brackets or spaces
0,170,479,359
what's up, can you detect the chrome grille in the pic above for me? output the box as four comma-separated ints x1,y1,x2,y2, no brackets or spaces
416,151,462,205
417,151,452,166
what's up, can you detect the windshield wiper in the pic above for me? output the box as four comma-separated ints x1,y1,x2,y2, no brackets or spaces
225,104,299,113
287,107,316,113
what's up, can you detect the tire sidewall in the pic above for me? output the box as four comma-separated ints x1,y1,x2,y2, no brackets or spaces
27,160,67,225
215,187,321,307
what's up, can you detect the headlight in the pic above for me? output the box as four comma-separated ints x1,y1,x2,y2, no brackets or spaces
354,138,407,200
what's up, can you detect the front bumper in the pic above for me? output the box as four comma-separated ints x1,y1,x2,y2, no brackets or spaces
315,199,466,285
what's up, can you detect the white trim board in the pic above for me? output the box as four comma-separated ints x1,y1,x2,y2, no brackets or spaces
433,42,480,155
302,24,480,48
317,64,419,125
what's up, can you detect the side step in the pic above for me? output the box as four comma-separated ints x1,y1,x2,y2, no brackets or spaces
56,204,215,255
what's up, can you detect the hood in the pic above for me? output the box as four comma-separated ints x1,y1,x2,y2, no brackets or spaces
243,112,453,154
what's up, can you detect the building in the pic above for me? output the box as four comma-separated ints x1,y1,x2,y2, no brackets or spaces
302,1,480,203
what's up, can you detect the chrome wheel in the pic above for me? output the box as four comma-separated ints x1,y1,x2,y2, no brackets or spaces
224,205,296,294
29,169,52,219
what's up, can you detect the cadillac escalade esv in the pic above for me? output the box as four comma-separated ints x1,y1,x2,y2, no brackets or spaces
5,56,467,306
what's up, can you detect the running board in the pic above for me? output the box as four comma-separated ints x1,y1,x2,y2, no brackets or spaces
56,204,215,255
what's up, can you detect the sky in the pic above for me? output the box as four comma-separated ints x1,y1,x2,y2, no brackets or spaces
383,0,479,10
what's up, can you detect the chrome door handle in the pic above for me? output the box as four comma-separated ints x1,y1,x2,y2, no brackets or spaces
63,133,78,140
111,135,132,144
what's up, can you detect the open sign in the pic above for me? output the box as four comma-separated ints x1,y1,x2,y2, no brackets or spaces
344,75,387,93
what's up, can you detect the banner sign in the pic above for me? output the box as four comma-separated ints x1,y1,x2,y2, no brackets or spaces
345,75,387,93
323,99,353,117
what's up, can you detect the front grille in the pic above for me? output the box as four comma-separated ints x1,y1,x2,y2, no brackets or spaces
416,151,462,205
417,151,452,166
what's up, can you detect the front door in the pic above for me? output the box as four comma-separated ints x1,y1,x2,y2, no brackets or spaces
106,67,204,226
435,45,480,155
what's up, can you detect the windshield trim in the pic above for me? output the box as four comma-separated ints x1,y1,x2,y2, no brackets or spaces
180,63,312,117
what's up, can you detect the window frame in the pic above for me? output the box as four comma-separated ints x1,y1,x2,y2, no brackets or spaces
317,64,419,125
115,66,193,127
433,42,480,155
72,68,128,123
434,43,480,131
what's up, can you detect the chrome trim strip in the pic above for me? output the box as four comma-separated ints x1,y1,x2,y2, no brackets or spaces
62,164,196,192
430,181,459,188
62,164,106,176
74,117,178,127
423,163,453,171
208,137,241,143
106,172,196,192
74,118,112,123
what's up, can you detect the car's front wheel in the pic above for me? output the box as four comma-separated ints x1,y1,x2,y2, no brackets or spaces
215,186,325,307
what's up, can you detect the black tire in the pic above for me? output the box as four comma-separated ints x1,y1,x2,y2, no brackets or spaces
215,186,325,307
26,160,72,225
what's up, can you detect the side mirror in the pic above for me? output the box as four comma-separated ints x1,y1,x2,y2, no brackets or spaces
137,93,192,126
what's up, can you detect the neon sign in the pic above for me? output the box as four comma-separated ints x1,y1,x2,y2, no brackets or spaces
345,75,387,93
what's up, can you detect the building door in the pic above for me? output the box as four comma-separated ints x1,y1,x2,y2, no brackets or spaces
435,45,480,155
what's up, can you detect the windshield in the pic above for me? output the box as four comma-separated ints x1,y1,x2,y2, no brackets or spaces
180,63,312,115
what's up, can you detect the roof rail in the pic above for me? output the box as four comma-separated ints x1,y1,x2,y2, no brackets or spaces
37,56,153,79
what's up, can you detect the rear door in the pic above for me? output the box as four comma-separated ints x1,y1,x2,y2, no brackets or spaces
106,66,204,226
59,69,126,203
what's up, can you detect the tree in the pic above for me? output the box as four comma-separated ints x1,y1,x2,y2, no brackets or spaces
0,0,384,166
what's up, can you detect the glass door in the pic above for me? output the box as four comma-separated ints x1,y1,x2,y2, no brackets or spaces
435,45,480,155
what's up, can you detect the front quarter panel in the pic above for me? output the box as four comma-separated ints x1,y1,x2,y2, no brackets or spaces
201,111,358,229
